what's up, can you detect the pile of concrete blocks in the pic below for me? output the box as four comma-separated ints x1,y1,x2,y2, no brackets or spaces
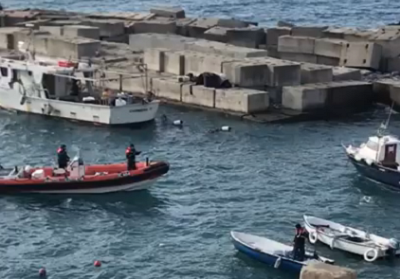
277,35,382,70
300,262,357,279
39,25,100,40
282,80,373,111
151,76,270,113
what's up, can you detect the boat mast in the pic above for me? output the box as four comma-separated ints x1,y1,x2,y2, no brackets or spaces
377,102,394,137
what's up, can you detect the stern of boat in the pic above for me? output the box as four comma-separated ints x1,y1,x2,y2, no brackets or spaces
109,100,160,125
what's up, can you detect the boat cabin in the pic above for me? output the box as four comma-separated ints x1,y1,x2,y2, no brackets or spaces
360,135,400,168
0,54,147,106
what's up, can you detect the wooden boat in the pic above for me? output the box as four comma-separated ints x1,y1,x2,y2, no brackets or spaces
303,215,400,262
0,156,169,194
230,231,334,273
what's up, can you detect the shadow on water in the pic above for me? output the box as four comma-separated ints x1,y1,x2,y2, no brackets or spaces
351,175,400,200
3,190,165,215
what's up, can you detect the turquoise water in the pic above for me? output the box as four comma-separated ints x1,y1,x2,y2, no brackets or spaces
1,1,400,278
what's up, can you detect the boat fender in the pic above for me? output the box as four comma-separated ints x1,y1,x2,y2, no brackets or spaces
354,154,361,161
221,126,231,132
309,231,318,244
173,120,183,126
364,248,378,262
274,257,281,269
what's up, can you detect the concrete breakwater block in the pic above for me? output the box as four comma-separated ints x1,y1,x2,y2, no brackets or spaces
291,26,328,38
266,26,291,46
339,42,382,70
282,80,372,111
183,51,238,75
248,57,301,86
368,32,400,61
184,40,269,58
144,48,168,72
280,52,317,63
278,35,315,54
323,27,374,42
151,77,189,101
314,38,346,59
80,19,125,38
149,6,186,19
28,35,100,59
63,25,100,40
225,27,266,48
299,62,333,84
215,88,269,113
300,262,357,279
182,85,216,107
204,26,230,43
130,18,177,34
316,55,340,66
373,79,400,103
0,27,29,49
332,67,362,81
222,61,271,87
186,17,249,38
129,33,196,51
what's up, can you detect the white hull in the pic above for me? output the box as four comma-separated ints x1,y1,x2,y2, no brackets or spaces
303,215,399,261
0,86,159,126
28,178,158,194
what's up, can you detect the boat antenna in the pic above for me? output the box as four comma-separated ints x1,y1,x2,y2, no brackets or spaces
377,102,394,137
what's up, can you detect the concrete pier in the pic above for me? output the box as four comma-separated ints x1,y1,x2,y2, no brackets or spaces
0,6,398,122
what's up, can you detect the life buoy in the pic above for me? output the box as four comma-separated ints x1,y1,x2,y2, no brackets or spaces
309,231,318,244
364,248,378,262
274,257,281,268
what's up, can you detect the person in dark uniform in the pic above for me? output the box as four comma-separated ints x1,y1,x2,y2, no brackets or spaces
292,223,308,261
57,144,70,168
125,144,141,170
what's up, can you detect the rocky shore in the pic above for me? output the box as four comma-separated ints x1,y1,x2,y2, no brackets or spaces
0,7,399,122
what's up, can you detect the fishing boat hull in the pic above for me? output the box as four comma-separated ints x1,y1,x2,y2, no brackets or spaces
303,215,399,262
230,231,334,273
347,154,400,189
0,161,169,194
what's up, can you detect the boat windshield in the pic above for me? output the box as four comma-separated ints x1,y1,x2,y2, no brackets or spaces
366,140,379,151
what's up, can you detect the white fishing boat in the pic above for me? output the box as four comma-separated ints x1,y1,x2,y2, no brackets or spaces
0,40,159,126
303,215,399,262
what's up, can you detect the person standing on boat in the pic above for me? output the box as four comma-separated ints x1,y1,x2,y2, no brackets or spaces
57,144,70,169
292,223,307,261
126,144,141,170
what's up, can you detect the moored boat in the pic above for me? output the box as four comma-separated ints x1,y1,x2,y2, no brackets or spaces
303,215,399,262
344,133,400,188
230,231,334,273
0,155,169,194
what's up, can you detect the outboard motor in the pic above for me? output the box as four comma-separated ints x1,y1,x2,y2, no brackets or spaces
68,155,85,179
386,238,399,261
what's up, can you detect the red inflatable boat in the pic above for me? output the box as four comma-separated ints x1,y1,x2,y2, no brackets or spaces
0,159,169,194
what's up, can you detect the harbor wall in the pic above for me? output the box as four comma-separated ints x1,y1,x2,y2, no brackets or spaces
0,7,398,122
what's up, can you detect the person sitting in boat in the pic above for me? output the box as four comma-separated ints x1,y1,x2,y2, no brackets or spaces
57,144,70,169
292,224,308,261
126,144,141,170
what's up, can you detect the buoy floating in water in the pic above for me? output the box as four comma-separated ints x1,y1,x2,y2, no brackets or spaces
220,126,231,132
172,120,183,126
38,268,47,278
94,260,101,267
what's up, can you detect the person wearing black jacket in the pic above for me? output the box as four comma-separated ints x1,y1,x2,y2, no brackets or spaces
292,224,308,261
57,144,70,168
125,144,141,170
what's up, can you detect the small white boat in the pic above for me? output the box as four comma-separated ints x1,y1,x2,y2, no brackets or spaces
230,231,334,273
303,215,399,262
